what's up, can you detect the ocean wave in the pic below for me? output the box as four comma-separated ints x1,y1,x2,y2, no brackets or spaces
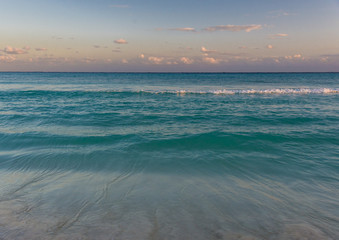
146,88,339,95
1,87,339,95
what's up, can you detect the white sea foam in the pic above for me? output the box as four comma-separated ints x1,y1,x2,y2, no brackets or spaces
158,88,339,95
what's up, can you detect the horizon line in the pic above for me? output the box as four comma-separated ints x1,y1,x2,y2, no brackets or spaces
1,71,338,74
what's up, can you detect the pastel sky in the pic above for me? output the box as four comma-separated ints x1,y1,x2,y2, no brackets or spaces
1,0,338,72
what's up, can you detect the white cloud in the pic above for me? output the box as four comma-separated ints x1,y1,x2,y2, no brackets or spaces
148,56,164,64
114,39,128,44
180,57,194,64
203,57,219,64
169,27,196,32
203,24,262,32
3,46,29,54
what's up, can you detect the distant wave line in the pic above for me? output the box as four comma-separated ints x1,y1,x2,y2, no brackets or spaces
1,87,339,95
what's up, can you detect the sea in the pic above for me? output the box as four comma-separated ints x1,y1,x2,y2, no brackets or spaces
0,72,338,240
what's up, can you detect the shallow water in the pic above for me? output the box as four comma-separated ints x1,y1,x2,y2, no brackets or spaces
0,72,338,239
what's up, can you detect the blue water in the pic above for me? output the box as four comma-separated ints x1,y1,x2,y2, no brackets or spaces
0,72,338,239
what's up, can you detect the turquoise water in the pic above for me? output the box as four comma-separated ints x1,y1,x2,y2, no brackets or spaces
0,72,338,239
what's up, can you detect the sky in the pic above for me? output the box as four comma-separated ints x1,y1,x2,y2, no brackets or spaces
0,0,338,72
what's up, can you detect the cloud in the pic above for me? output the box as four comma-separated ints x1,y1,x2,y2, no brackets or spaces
201,46,245,57
201,46,217,54
274,33,288,37
82,57,96,63
180,57,194,64
284,54,303,60
35,48,47,51
0,55,16,62
148,56,164,64
114,39,128,44
203,24,262,32
203,57,219,64
270,33,288,39
169,27,196,32
3,46,29,54
110,5,129,8
268,10,291,18
267,45,273,49
319,54,339,58
165,61,178,65
139,54,145,59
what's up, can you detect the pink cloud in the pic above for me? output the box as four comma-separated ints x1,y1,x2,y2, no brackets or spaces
201,46,217,54
0,55,16,62
270,33,288,39
203,57,219,64
148,56,164,64
180,57,194,64
114,39,128,44
3,46,28,54
282,54,304,61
